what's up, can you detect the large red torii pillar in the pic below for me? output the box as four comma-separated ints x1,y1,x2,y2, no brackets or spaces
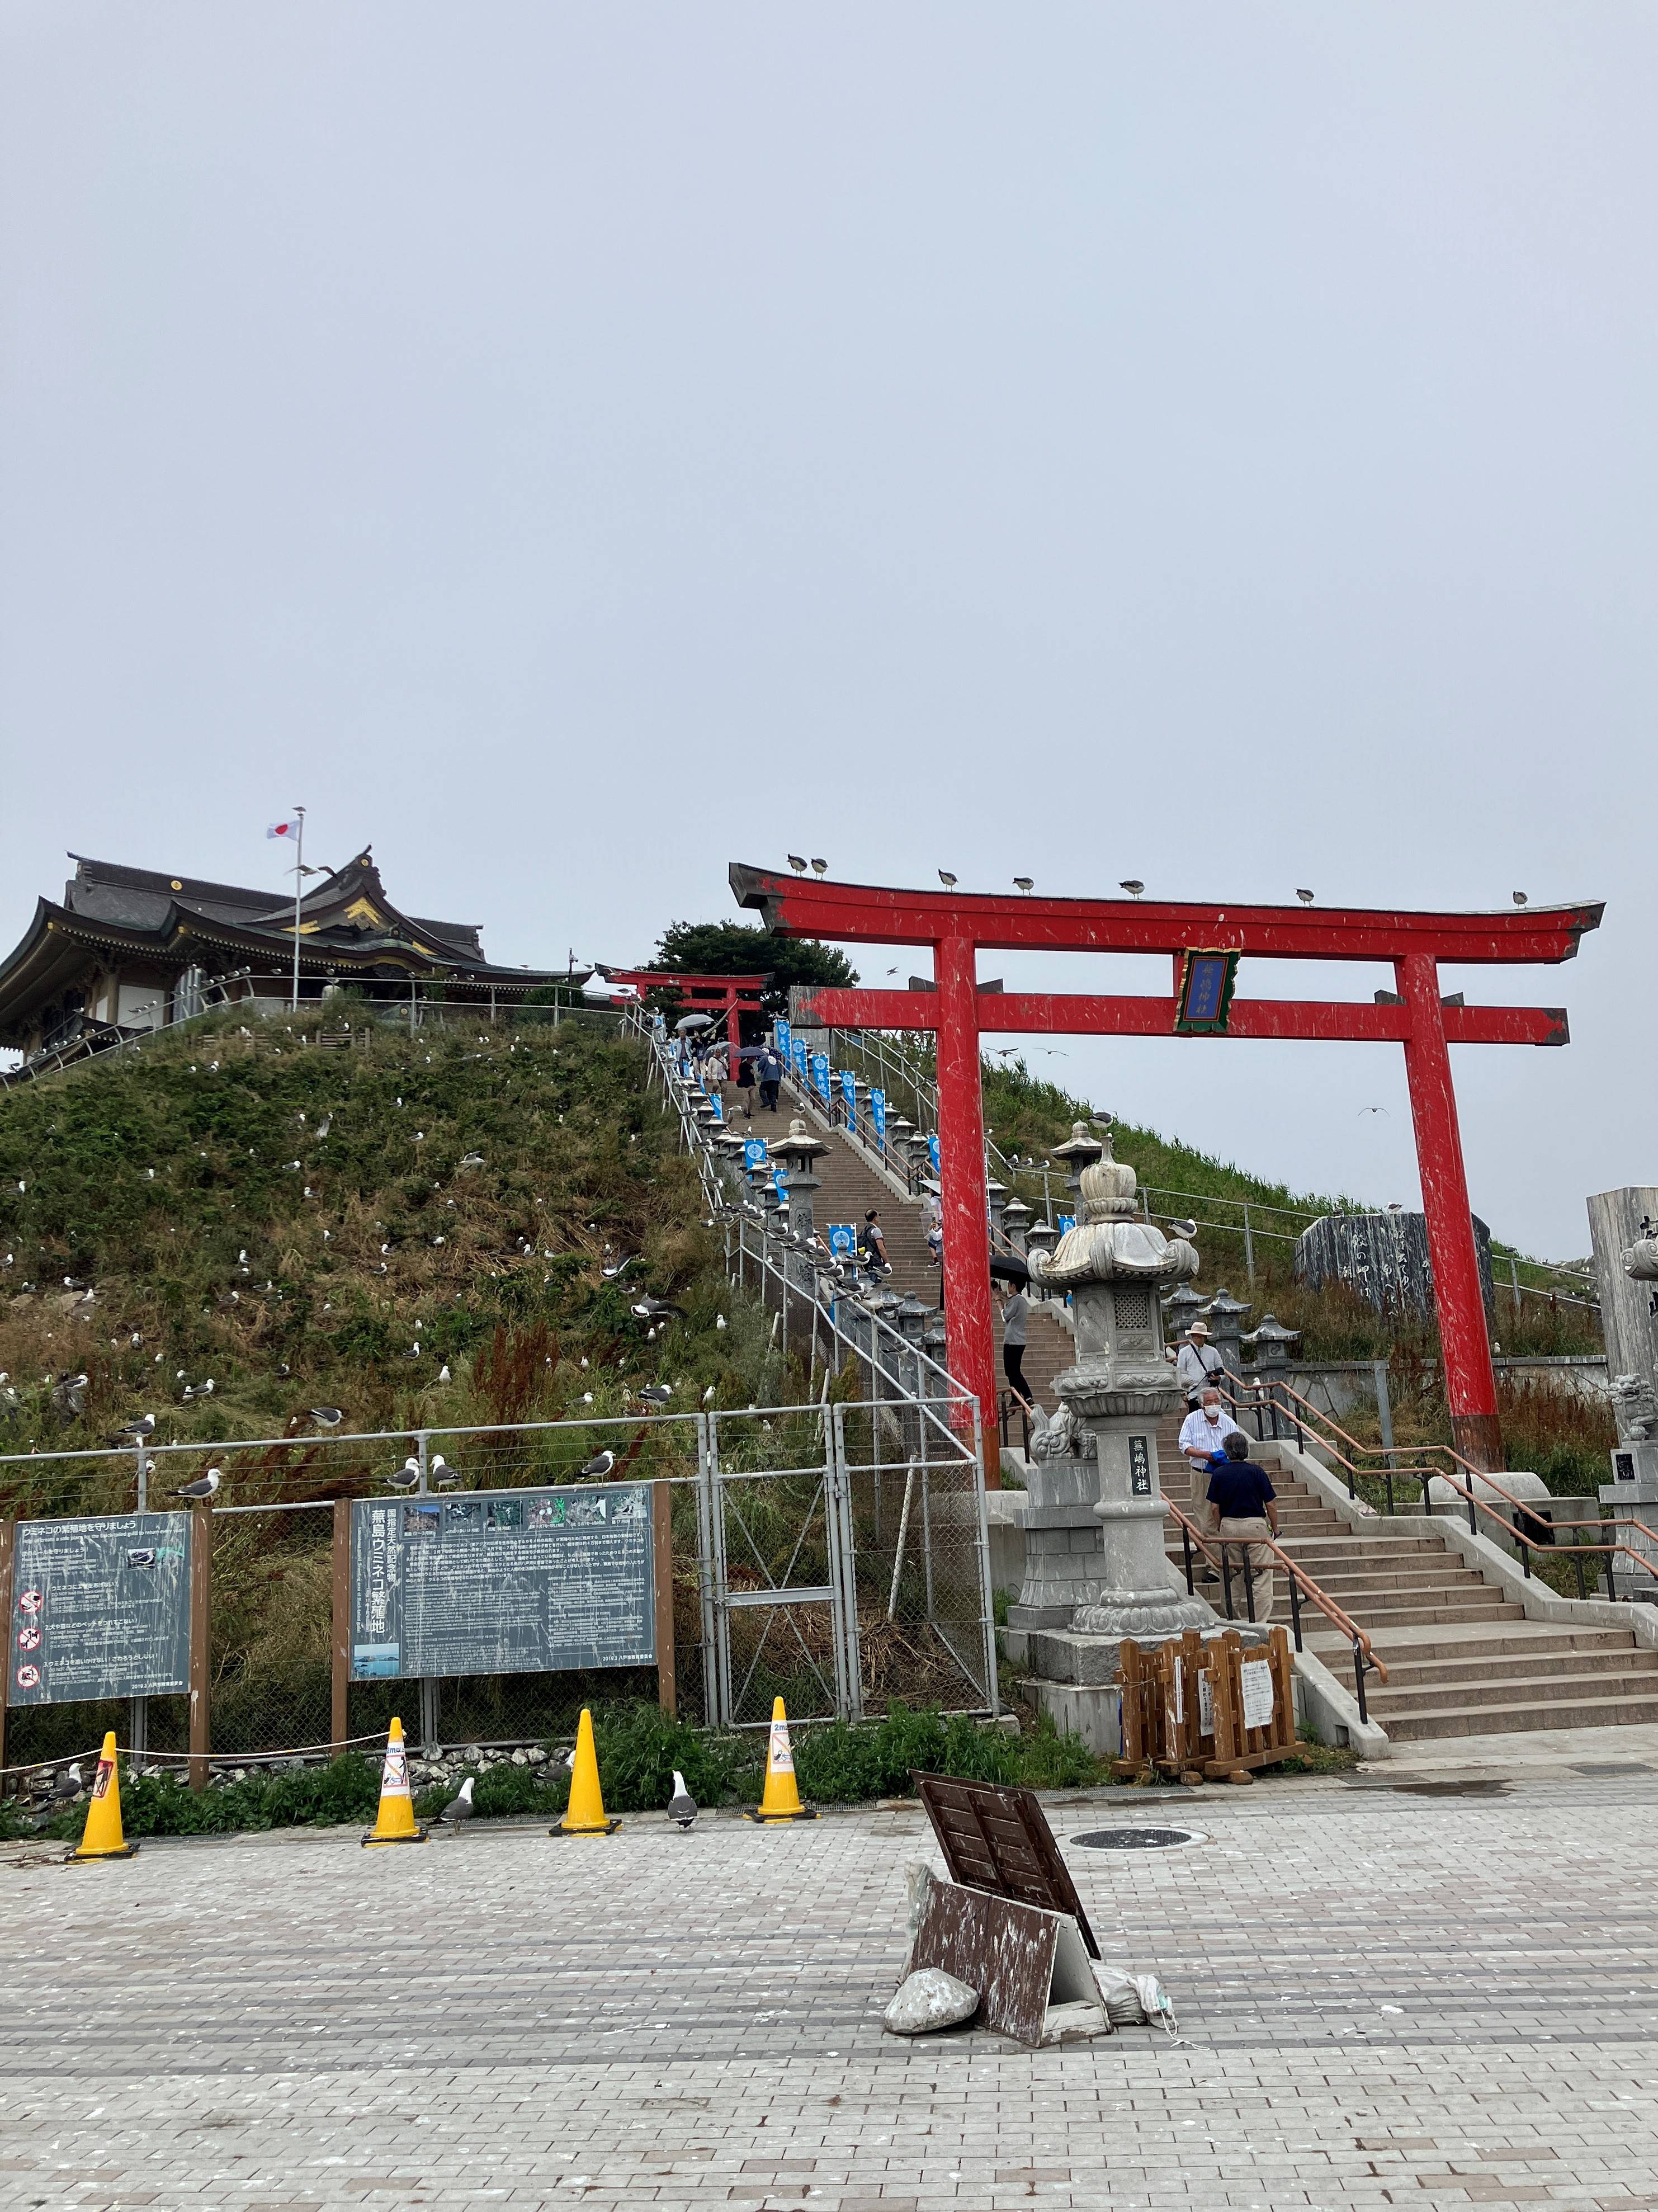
730,864,1603,1472
601,969,769,1049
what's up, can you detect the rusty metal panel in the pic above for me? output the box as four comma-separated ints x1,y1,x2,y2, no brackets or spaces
909,1879,1060,2048
914,1772,1099,1959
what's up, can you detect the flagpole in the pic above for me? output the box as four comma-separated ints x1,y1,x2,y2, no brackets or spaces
290,806,306,1012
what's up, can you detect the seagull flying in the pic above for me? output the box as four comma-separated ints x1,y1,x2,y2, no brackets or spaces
667,1770,698,1830
177,1468,221,1501
787,854,808,874
1358,1106,1390,1117
437,1776,475,1829
386,1457,422,1491
580,1449,616,1478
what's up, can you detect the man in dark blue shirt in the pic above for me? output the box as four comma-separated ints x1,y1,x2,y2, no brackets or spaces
1205,1430,1279,1621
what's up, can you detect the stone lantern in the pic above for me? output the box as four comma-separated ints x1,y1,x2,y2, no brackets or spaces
771,1117,829,1245
1161,1282,1208,1338
1002,1197,1033,1253
1241,1313,1300,1371
1204,1286,1252,1376
986,1180,1009,1237
1051,1122,1103,1206
1024,1120,1217,1641
1024,1220,1057,1298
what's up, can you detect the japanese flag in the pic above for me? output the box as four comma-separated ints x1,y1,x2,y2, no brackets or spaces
267,818,299,841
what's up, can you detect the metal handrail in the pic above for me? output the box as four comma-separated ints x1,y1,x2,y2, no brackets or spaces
1235,1374,1658,1602
1162,1494,1385,1722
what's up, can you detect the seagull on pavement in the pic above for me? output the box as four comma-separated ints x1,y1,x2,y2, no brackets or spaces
667,1771,698,1830
437,1776,475,1829
177,1468,221,1501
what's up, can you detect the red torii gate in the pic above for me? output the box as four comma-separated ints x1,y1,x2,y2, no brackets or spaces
601,969,770,1048
729,864,1604,1471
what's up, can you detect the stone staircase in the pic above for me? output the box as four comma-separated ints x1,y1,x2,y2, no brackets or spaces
1165,1450,1658,1741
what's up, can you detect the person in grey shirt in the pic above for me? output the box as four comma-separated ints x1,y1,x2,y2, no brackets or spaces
1173,1320,1225,1408
1002,1287,1031,1409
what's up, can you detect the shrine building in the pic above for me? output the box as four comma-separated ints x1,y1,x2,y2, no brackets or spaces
0,848,574,1065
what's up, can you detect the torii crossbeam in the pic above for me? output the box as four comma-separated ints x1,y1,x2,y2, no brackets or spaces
730,864,1604,1471
601,969,770,1048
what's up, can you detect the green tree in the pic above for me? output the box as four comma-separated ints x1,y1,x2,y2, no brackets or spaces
651,920,858,1020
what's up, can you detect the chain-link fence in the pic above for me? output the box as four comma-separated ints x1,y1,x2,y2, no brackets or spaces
0,1393,993,1785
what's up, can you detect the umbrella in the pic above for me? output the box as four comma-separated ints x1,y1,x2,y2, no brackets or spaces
989,1252,1030,1285
674,1012,716,1034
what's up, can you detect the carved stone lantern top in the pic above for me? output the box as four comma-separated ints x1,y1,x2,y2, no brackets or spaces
1031,1127,1198,1290
772,1117,829,1173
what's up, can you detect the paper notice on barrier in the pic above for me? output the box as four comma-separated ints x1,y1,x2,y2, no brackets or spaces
1197,1671,1215,1738
1240,1658,1275,1730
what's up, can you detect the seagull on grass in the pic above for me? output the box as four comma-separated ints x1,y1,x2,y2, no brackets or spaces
117,1413,156,1440
437,1777,475,1829
309,1407,344,1428
636,1383,674,1406
631,1296,685,1323
601,1256,639,1280
667,1771,698,1830
177,1468,221,1501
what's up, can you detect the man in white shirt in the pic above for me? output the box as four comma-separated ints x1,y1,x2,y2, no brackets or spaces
1178,1388,1243,1474
1173,1320,1226,1409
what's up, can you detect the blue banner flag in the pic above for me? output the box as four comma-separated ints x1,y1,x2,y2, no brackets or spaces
870,1088,886,1148
826,1223,857,1258
839,1069,857,1125
810,1051,831,1102
776,1018,791,1062
792,1039,809,1086
708,1091,724,1121
927,1131,941,1176
1058,1213,1076,1234
743,1138,769,1172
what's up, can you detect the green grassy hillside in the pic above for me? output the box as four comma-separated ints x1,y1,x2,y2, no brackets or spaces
0,1010,782,1470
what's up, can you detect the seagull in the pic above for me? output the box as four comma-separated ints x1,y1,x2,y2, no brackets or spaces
667,1771,698,1831
431,1455,456,1487
601,1256,639,1280
715,1314,726,1331
317,1115,332,1137
117,1414,156,1439
437,1776,475,1829
810,859,828,876
636,1383,674,1406
1089,1112,1114,1131
1512,891,1528,907
1119,880,1144,898
49,1762,84,1804
459,1152,484,1168
1358,1106,1390,1117
310,1407,344,1428
702,1385,716,1405
937,870,957,889
437,1364,451,1383
580,1449,616,1478
1013,877,1034,893
787,854,808,874
1296,888,1315,905
1168,1219,1198,1240
177,1468,221,1501
386,1458,422,1490
631,1296,686,1322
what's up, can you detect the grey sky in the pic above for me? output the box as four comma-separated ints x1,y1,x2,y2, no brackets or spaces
3,5,1653,1258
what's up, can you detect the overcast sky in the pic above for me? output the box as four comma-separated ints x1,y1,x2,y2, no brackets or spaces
3,5,1653,1260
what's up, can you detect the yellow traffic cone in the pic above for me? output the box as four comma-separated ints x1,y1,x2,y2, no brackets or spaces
68,1732,139,1861
746,1697,816,1823
552,1708,621,1835
361,1716,428,1847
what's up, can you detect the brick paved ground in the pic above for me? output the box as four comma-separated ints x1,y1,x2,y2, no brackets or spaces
4,1771,1658,2210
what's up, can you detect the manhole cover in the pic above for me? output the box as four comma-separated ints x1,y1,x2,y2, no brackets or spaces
1070,1827,1204,1851
1569,1762,1653,1777
1390,1779,1509,1798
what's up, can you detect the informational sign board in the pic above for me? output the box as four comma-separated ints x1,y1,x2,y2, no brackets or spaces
1174,949,1240,1035
349,1483,656,1683
9,1513,192,1706
1128,1435,1153,1497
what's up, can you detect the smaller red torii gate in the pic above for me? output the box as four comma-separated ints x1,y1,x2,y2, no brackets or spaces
601,969,770,1048
730,864,1605,1471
